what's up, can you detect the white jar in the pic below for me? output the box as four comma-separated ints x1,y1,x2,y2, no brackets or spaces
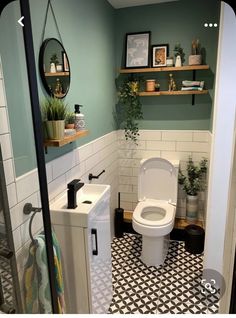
175,55,182,67
166,57,174,67
50,62,56,73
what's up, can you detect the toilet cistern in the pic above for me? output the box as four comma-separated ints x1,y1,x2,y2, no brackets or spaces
67,179,84,209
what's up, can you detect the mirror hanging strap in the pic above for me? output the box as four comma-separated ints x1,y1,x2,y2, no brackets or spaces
41,0,64,46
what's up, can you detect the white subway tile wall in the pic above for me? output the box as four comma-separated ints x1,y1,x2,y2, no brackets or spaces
117,130,212,215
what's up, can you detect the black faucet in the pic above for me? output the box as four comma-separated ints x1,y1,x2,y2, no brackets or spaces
88,170,105,181
67,179,84,209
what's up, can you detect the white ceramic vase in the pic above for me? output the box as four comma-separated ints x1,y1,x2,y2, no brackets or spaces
46,120,65,140
50,62,56,73
175,55,182,67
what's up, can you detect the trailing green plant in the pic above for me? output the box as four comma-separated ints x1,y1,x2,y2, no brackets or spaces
65,111,75,124
41,97,68,121
174,43,185,64
50,53,59,65
181,157,208,196
117,77,143,143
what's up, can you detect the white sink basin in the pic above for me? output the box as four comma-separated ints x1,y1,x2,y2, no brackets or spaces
50,184,110,227
76,184,108,204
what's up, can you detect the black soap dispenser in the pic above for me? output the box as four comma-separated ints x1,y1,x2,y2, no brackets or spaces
74,104,85,131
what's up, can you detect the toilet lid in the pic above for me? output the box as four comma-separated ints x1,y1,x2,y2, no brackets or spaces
138,157,178,204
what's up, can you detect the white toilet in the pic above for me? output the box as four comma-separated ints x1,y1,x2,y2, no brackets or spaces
132,157,179,267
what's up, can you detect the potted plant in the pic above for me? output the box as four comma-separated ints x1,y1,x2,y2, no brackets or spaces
65,111,75,129
41,97,68,140
182,157,208,221
189,39,202,65
117,77,143,144
174,43,185,67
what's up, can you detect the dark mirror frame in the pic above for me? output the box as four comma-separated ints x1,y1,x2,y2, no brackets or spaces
38,38,71,99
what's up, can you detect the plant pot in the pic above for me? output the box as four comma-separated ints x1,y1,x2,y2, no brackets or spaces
175,55,182,67
50,62,56,73
65,123,75,129
46,120,65,140
188,55,202,65
186,195,198,221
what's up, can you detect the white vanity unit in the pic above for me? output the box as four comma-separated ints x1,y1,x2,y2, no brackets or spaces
50,184,112,314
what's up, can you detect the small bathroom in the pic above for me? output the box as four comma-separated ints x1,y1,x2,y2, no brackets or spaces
0,0,236,314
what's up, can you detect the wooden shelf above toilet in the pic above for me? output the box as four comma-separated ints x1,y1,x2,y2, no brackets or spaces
119,65,209,73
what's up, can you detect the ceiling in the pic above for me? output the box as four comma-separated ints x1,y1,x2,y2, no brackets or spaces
107,0,179,9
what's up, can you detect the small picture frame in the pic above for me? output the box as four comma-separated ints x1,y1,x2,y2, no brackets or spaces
62,52,69,72
125,31,151,68
152,44,169,67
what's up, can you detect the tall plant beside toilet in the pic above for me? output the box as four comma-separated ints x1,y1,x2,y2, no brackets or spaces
182,158,207,221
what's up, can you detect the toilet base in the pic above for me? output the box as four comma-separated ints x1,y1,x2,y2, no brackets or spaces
141,234,170,267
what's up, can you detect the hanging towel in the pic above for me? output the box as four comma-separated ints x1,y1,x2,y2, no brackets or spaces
52,231,66,313
24,236,52,313
23,231,65,314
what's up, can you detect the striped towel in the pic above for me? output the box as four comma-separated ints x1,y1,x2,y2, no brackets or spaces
23,232,65,313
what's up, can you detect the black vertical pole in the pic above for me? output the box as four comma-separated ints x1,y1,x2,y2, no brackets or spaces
19,0,59,313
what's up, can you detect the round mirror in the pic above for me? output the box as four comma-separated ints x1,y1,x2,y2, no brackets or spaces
39,38,70,98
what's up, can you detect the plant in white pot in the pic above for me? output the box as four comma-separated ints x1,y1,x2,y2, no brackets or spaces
41,97,68,140
182,157,207,221
189,39,202,65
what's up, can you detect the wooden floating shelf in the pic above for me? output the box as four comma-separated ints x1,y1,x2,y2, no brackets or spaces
44,130,89,148
45,72,69,77
119,65,209,74
174,218,203,230
138,90,208,96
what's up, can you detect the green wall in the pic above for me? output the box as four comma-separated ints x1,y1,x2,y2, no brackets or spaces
0,3,37,176
0,0,220,177
0,0,116,176
115,0,220,130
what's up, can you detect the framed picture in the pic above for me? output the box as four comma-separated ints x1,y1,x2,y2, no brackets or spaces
62,52,69,71
152,44,169,67
125,31,151,68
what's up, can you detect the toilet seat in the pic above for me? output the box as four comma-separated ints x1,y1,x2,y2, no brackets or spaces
133,199,175,227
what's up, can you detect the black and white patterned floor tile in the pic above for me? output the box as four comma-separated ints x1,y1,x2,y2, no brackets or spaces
108,233,219,314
